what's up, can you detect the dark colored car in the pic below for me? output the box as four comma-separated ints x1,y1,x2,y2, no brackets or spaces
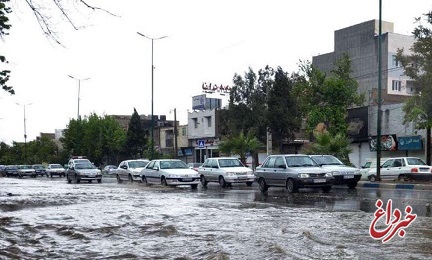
67,161,102,183
309,155,362,188
254,154,334,193
32,164,47,177
4,165,19,177
0,165,6,177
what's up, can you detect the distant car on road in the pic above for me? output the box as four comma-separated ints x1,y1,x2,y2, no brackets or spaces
46,164,66,178
141,159,200,188
309,155,361,188
4,165,19,177
187,162,202,172
32,164,47,177
17,165,37,178
367,157,432,181
66,161,102,183
0,165,6,177
116,159,150,182
254,154,334,193
102,165,118,175
198,157,255,187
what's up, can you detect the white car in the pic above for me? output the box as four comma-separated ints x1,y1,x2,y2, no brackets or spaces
309,155,361,188
46,163,66,177
141,159,200,189
116,159,149,182
198,157,255,187
367,157,432,181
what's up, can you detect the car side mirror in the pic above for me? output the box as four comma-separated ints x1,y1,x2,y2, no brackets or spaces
153,166,159,171
120,165,127,169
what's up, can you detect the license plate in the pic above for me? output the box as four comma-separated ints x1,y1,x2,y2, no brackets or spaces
182,178,192,182
314,179,326,183
344,175,354,179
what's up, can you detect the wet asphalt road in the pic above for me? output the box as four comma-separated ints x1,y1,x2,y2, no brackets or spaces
1,176,432,260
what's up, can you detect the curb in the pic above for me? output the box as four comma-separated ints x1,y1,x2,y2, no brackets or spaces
358,181,432,190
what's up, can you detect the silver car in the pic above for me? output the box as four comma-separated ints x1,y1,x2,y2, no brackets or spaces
309,155,361,188
141,159,200,189
116,159,150,183
198,157,255,187
255,154,334,193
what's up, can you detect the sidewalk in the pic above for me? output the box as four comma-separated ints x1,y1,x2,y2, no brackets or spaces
358,180,432,190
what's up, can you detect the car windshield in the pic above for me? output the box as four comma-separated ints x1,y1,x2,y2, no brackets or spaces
51,164,63,169
19,165,32,169
75,163,96,170
311,155,343,166
218,159,243,168
406,158,428,166
129,161,149,168
285,156,317,167
159,160,188,169
7,166,18,170
33,165,44,169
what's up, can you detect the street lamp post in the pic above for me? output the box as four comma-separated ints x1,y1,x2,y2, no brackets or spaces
16,102,32,164
68,75,90,120
137,32,167,160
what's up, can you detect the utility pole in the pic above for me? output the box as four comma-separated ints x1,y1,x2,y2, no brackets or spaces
376,0,382,181
174,108,178,159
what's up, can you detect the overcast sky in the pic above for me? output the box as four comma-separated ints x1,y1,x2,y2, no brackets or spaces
1,0,431,145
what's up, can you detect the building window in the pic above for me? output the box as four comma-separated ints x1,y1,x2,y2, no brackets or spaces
392,55,400,67
192,118,198,128
406,80,416,93
206,116,211,127
181,127,187,136
392,80,401,91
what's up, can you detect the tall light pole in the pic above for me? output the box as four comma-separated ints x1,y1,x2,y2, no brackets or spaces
16,102,32,164
170,108,178,159
68,75,90,120
376,0,382,181
137,32,168,160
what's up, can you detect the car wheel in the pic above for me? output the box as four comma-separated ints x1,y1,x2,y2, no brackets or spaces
75,175,80,183
50,174,52,178
368,175,376,182
286,178,297,193
322,186,332,193
258,178,268,192
161,177,168,186
67,175,72,184
200,175,208,187
246,181,253,187
116,174,122,183
142,176,148,184
97,179,102,183
128,174,134,182
347,182,358,189
218,176,227,188
191,184,198,189
88,180,92,183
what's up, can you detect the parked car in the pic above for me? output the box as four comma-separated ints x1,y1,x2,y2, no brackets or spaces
0,165,6,177
359,158,389,180
367,157,432,181
309,155,362,188
46,164,66,177
4,165,19,177
187,162,202,172
102,165,118,175
198,157,255,187
254,154,334,193
141,159,200,188
66,161,102,183
32,164,47,177
17,165,37,178
116,159,150,182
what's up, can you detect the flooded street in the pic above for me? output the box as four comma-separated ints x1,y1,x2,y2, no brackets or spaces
1,177,432,259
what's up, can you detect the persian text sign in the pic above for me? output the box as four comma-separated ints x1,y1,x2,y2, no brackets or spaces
369,199,417,243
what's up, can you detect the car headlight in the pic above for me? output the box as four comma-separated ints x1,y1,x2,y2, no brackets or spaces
225,172,235,176
331,170,341,175
354,170,361,175
298,173,310,178
325,172,333,177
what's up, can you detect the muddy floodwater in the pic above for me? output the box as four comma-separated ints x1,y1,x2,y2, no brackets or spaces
1,177,432,259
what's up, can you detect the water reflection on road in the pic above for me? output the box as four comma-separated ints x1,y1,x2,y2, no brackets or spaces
1,177,431,259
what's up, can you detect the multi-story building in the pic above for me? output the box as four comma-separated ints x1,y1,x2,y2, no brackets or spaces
312,19,425,167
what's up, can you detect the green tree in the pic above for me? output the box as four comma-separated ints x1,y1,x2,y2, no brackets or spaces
0,0,13,94
302,131,352,165
396,11,432,164
125,108,147,159
267,67,302,151
218,131,263,167
295,54,364,136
